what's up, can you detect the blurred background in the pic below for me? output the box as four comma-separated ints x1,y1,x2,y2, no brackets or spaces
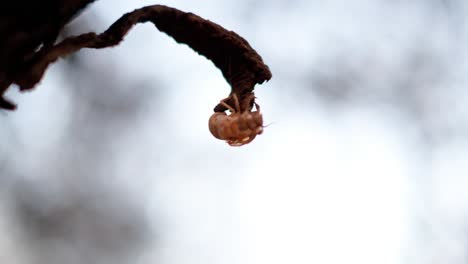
1,0,468,263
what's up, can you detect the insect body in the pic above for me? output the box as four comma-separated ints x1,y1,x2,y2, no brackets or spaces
209,93,263,146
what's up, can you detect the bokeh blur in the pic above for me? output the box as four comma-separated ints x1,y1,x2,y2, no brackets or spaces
1,0,468,263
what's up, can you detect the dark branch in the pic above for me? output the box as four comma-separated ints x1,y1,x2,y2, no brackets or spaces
1,4,271,111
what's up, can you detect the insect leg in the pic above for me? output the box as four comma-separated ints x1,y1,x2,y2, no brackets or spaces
254,102,260,112
241,92,256,112
231,93,241,113
219,97,236,113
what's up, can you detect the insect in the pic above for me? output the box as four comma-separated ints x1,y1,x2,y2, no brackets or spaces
209,93,263,146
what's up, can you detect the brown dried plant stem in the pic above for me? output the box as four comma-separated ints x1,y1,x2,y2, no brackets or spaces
0,4,271,110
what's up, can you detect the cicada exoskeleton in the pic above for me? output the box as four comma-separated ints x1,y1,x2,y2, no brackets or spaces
209,93,263,146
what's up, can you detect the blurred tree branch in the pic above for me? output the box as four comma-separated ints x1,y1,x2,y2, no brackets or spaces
0,0,97,109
